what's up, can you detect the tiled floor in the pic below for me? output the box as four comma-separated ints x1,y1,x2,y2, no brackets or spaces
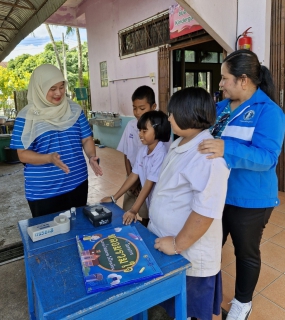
87,146,126,208
90,147,285,320
221,199,285,319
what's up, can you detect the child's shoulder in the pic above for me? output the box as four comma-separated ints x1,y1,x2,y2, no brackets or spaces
156,141,168,154
148,142,167,161
127,118,138,126
123,118,137,132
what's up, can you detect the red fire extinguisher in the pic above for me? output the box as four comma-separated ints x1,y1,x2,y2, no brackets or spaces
235,27,252,51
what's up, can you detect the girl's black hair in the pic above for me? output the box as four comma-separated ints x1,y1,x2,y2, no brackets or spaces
168,87,216,130
224,49,276,102
137,110,171,142
132,85,156,106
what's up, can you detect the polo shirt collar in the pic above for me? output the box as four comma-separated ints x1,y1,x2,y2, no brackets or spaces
142,141,164,158
169,130,210,154
131,119,138,131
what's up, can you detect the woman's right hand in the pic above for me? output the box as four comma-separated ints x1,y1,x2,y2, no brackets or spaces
198,139,225,159
49,152,70,173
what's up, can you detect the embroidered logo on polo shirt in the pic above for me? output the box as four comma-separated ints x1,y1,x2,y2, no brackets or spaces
129,133,133,139
243,110,255,121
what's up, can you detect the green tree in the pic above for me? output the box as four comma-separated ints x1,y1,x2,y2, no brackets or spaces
5,38,89,101
7,54,31,71
0,67,29,101
19,54,45,74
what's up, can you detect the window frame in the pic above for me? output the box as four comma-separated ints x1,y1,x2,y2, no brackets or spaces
118,10,169,59
100,61,108,87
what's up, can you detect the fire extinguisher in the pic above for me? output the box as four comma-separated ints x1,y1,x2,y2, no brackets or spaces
235,27,252,51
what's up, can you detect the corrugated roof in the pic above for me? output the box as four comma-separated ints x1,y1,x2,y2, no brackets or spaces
0,0,67,62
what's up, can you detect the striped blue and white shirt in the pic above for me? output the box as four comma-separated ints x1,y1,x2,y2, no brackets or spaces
10,111,92,200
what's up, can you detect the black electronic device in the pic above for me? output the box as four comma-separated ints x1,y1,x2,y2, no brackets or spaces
83,204,112,227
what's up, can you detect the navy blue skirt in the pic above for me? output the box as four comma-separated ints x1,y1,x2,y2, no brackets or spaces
160,271,222,320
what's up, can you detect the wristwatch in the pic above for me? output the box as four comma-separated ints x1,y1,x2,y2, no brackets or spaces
110,195,117,203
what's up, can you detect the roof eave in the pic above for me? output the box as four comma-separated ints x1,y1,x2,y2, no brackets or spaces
0,0,67,62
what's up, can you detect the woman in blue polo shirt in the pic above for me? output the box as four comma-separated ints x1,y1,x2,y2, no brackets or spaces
10,64,102,217
199,50,285,320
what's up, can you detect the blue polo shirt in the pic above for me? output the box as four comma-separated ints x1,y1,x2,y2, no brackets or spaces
10,111,92,200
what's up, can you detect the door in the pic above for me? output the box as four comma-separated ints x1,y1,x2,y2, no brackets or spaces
270,0,285,191
158,46,170,114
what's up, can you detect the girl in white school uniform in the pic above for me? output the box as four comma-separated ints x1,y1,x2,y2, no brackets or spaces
148,87,230,320
101,110,171,226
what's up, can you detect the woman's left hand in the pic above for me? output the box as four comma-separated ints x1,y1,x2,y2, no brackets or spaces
89,156,103,176
154,236,175,255
198,139,225,159
100,196,112,203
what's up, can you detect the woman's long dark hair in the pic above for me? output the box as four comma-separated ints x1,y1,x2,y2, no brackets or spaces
224,49,276,102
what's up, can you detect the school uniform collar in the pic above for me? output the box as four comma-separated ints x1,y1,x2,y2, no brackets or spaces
142,141,164,157
169,130,211,154
130,118,139,130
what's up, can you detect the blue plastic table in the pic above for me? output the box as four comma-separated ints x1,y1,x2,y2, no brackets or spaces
18,203,191,320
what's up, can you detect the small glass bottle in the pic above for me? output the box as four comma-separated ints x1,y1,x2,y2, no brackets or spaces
70,207,76,220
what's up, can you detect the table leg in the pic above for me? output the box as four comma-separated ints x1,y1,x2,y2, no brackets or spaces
24,251,35,319
132,310,148,320
174,270,187,320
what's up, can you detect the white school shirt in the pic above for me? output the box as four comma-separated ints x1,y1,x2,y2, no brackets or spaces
117,118,141,168
148,130,230,277
132,141,167,208
117,118,172,168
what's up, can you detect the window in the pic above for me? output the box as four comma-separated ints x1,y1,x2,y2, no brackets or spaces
119,11,169,58
185,50,195,62
100,61,108,87
185,71,211,93
200,52,218,63
184,50,223,64
185,72,195,87
175,50,182,62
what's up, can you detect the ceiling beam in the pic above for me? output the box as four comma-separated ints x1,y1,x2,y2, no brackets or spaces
0,27,18,31
0,18,19,29
0,0,68,61
0,34,9,42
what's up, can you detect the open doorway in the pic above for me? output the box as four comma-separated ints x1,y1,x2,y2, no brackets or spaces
172,40,224,102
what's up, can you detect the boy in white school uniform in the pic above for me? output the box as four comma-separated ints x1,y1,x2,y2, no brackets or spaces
149,87,230,320
117,86,157,226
